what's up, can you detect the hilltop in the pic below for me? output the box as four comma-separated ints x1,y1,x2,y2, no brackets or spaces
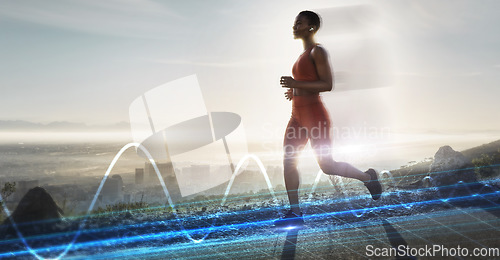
390,139,500,186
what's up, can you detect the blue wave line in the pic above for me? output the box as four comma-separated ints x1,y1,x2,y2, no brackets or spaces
1,142,499,259
0,142,279,259
2,191,499,259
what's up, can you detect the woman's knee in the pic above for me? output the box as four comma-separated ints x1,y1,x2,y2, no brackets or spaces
318,159,344,176
318,159,333,174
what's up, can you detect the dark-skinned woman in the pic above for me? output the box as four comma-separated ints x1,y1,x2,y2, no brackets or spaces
275,10,382,227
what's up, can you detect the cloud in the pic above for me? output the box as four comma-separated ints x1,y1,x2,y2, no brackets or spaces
0,0,183,38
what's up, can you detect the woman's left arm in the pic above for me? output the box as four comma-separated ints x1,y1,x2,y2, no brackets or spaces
280,46,333,92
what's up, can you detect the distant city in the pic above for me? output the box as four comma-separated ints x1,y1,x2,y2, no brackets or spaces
0,142,288,216
3,124,500,217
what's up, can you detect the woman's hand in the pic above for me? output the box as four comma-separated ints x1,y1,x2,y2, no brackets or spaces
284,88,293,101
280,76,296,89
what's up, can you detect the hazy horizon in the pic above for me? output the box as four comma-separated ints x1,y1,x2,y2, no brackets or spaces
2,1,500,172
2,129,499,173
2,1,500,131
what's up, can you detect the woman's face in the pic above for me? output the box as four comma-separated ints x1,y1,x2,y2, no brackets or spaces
292,15,312,39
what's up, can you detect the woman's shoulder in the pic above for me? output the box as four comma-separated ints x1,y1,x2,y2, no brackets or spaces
310,44,329,59
311,44,328,54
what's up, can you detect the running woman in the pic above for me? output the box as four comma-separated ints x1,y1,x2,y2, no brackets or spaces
275,10,382,227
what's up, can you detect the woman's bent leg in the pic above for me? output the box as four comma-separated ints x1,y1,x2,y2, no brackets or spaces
306,101,380,198
317,156,370,182
307,104,370,182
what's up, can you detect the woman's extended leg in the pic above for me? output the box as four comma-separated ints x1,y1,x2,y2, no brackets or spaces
283,116,308,215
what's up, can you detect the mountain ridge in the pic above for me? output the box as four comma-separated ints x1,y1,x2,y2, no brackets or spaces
0,120,130,132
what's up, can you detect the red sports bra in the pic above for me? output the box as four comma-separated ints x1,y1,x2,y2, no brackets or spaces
292,44,319,81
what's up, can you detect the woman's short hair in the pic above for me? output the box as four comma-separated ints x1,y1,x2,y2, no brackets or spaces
298,10,321,30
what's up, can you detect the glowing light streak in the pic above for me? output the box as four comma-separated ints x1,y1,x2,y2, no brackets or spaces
4,204,498,259
221,154,277,206
1,142,499,259
0,143,278,259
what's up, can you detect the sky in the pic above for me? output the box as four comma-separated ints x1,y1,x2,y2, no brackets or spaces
1,0,500,149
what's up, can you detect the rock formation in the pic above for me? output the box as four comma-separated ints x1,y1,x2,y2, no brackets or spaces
428,145,476,187
1,187,64,237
